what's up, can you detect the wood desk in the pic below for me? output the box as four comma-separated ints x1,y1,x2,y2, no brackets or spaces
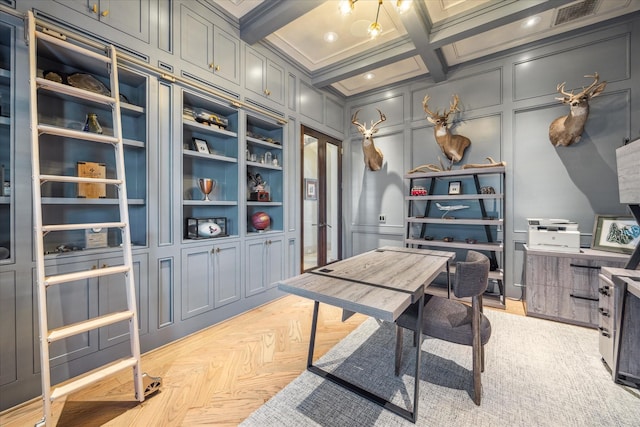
277,246,455,423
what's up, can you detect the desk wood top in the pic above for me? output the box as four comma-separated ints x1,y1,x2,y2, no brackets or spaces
277,246,454,322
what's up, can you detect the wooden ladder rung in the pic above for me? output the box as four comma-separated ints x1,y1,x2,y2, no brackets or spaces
36,30,112,64
49,357,138,402
39,174,122,185
48,310,134,343
37,123,120,144
44,265,130,287
42,222,125,233
36,77,116,105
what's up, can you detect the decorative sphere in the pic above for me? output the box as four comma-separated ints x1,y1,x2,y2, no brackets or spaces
251,211,271,231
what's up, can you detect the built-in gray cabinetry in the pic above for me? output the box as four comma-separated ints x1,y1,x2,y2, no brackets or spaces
0,21,11,262
179,3,239,86
34,253,147,370
53,0,150,42
244,45,285,106
245,235,284,297
524,247,628,328
181,241,241,319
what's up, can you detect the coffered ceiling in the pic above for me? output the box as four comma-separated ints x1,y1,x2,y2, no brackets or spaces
213,0,640,97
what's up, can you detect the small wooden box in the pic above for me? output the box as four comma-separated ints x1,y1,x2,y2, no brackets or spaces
77,161,106,198
249,191,270,201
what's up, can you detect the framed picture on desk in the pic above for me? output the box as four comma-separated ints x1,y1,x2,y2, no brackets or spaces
591,215,640,254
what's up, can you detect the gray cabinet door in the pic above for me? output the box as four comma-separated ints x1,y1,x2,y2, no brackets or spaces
53,0,150,42
181,246,214,319
266,236,284,288
265,60,285,105
213,26,240,85
180,5,214,75
245,236,285,296
213,242,241,307
245,46,266,99
36,259,99,369
244,47,285,106
245,238,267,297
0,270,16,386
180,4,239,85
98,254,149,349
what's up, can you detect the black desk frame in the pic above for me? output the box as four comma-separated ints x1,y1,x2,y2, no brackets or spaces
306,294,424,423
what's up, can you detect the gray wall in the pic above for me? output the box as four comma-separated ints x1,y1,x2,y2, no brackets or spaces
343,17,640,299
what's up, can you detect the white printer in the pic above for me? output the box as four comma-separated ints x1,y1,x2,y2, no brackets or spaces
527,218,581,253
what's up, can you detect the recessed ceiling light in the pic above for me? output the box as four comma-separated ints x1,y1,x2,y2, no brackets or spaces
364,73,375,80
323,32,338,43
522,16,541,28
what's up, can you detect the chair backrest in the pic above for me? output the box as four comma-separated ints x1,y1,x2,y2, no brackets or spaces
453,250,490,299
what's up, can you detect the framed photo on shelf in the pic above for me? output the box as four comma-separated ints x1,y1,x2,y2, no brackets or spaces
192,138,209,154
591,215,640,254
448,181,462,195
305,179,317,200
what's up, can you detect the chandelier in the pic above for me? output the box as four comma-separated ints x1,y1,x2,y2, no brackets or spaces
338,0,412,39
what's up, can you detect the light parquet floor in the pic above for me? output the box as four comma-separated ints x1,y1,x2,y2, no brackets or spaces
0,295,524,426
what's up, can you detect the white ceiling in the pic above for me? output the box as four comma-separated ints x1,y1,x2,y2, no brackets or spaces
214,0,640,97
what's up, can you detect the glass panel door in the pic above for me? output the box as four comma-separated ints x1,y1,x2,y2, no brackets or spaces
301,126,342,271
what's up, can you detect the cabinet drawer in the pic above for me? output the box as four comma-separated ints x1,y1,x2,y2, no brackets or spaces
526,282,598,326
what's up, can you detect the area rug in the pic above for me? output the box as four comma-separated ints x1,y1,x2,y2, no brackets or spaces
241,309,640,426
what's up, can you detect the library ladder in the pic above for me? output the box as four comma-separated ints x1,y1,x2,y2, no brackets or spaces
27,11,160,426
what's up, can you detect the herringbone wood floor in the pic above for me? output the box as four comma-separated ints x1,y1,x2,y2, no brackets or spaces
0,295,524,426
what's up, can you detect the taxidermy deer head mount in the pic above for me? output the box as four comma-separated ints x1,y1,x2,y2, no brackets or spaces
549,72,607,147
351,108,386,171
423,94,471,168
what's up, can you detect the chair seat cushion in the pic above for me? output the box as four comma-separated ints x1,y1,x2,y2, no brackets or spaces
396,297,491,346
424,297,491,346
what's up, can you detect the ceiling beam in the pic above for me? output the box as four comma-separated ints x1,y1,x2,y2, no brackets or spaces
428,0,576,48
311,37,417,88
398,0,446,83
240,0,324,45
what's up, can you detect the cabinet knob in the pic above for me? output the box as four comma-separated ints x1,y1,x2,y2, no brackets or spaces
598,287,610,296
264,89,271,96
102,264,108,268
598,307,610,317
101,9,109,17
92,4,98,13
209,63,220,71
211,247,221,254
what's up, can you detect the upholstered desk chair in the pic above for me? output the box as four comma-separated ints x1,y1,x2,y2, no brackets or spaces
394,250,492,405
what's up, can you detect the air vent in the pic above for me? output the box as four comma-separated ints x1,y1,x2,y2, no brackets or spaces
554,0,600,26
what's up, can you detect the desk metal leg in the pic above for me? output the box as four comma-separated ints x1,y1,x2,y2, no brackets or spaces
306,299,421,423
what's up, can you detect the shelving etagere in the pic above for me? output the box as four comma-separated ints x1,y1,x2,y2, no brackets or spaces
181,89,239,239
404,166,505,307
245,113,284,234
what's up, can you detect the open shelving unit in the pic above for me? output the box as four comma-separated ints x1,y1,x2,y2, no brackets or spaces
181,90,239,240
404,166,505,307
245,114,284,234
